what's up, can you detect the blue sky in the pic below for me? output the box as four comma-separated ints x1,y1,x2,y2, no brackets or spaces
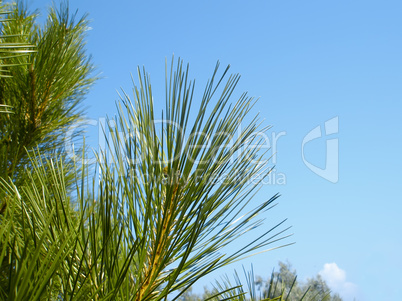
30,0,402,299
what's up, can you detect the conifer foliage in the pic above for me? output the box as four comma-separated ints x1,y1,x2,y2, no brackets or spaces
0,2,293,300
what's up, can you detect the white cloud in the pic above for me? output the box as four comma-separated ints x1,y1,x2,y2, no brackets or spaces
320,263,346,288
319,263,360,301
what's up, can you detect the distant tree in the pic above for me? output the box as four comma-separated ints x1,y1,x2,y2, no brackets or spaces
177,287,202,301
258,261,343,301
180,261,343,301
